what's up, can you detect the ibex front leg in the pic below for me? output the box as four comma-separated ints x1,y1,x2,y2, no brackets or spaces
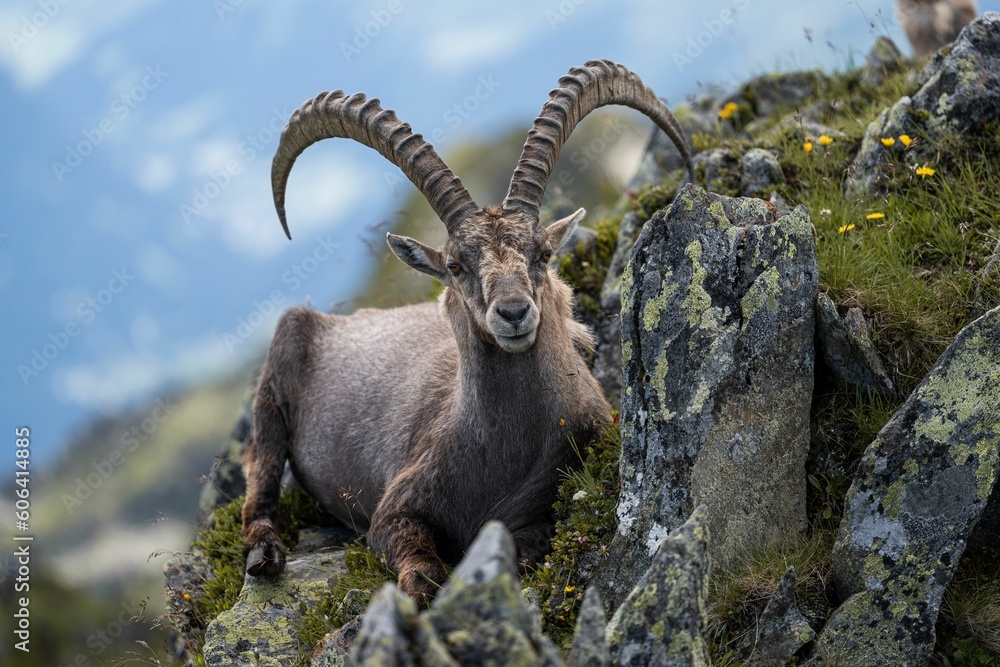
241,380,289,577
367,477,448,608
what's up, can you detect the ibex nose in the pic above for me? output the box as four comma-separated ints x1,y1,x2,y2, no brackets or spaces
497,303,530,326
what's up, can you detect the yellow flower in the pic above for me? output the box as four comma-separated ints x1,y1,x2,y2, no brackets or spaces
183,593,191,601
899,134,913,147
718,101,739,119
818,135,833,146
559,418,566,426
837,223,856,233
866,212,885,220
916,166,936,178
880,137,895,147
803,139,814,153
565,585,576,593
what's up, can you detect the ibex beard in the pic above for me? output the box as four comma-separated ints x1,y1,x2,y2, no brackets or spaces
241,59,694,606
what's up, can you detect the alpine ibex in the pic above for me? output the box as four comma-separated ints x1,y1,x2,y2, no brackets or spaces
241,59,695,605
897,0,978,56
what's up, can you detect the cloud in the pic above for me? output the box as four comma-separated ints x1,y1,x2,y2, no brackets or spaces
0,0,163,89
420,20,533,74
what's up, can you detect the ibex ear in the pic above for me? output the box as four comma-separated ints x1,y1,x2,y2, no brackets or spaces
545,208,586,251
387,233,450,283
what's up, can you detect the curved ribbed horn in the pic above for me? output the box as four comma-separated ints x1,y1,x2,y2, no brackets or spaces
503,59,695,216
272,91,478,238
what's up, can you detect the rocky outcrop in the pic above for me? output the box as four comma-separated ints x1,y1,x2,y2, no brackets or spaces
334,512,711,667
326,521,562,666
739,148,785,197
847,12,1000,196
815,293,894,396
606,506,711,667
749,567,815,665
595,185,818,611
816,304,1000,666
203,550,348,666
860,36,906,89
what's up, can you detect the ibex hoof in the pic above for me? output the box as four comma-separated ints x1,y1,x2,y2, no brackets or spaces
398,562,446,610
246,542,286,578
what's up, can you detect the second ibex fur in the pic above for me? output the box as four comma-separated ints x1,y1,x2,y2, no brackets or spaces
898,0,978,56
241,59,695,606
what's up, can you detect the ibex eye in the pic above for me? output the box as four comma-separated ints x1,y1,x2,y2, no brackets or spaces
541,250,552,263
447,263,462,275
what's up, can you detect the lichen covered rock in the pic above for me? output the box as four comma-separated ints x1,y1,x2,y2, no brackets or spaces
739,148,785,197
847,12,1000,196
817,304,1000,666
202,551,347,666
596,185,817,610
815,292,894,396
567,588,610,667
335,522,562,666
605,506,711,667
750,566,815,666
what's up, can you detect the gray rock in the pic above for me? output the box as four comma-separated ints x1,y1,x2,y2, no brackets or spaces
311,619,360,667
769,192,791,217
816,304,1000,666
426,521,561,666
605,506,711,667
815,293,894,396
739,148,785,197
861,37,906,89
350,584,420,666
567,588,610,667
693,147,740,195
847,12,1000,196
732,70,826,118
203,551,347,666
595,185,817,611
750,566,815,666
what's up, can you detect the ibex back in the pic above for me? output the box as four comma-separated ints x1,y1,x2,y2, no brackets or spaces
241,59,695,605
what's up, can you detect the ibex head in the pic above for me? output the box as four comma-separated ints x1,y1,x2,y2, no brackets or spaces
271,59,694,353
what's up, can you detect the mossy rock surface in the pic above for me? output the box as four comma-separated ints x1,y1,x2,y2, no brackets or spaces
597,185,817,610
203,551,347,666
819,304,1000,666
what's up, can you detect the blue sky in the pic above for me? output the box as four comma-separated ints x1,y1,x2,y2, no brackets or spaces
3,0,993,465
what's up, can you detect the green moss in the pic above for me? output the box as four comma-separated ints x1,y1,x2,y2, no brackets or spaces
521,422,622,649
186,486,340,661
558,216,621,319
632,176,684,219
